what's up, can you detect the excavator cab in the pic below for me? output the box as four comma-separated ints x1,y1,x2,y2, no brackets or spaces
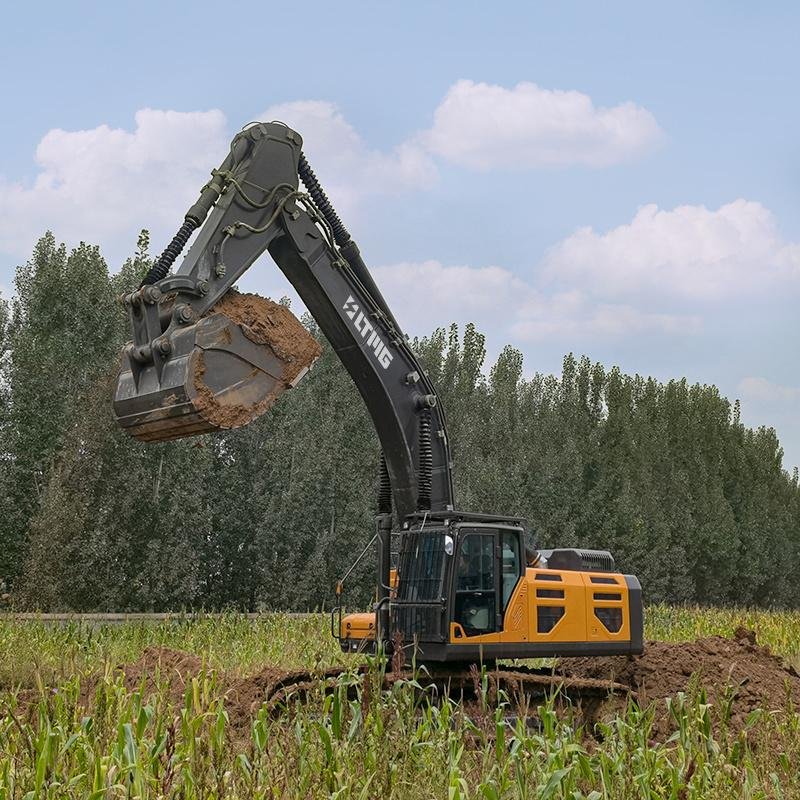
337,513,643,661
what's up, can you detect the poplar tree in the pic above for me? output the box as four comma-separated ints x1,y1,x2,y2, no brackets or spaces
3,235,118,582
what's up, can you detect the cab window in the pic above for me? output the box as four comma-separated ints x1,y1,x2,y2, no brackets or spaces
454,533,495,636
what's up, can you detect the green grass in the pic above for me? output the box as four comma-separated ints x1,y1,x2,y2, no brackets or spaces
0,607,798,798
0,614,348,689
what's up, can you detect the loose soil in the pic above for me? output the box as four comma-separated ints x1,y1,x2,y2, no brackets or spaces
79,646,206,708
190,290,321,431
69,629,798,741
557,626,800,736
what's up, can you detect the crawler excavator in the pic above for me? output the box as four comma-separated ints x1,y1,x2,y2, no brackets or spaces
113,122,643,691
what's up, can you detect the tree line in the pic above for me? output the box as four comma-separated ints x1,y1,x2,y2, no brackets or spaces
0,232,798,611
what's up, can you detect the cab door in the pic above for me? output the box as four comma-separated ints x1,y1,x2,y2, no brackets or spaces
452,528,523,638
453,531,497,637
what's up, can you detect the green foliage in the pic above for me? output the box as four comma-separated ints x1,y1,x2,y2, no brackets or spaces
1,234,119,582
2,231,799,611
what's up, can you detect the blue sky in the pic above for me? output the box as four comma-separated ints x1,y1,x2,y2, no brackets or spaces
0,1,798,469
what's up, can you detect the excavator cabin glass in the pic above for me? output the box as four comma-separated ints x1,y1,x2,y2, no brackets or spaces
452,527,524,638
391,523,526,645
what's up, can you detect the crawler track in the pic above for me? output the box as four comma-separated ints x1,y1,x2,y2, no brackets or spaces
260,663,633,719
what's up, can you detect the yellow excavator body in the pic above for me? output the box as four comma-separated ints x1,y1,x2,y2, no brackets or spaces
340,565,640,659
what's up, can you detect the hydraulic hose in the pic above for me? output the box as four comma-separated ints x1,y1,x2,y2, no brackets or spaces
378,452,392,515
140,218,198,286
297,152,351,247
140,133,247,286
298,151,403,334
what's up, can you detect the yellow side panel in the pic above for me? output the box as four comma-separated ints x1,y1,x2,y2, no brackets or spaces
580,573,631,642
448,567,632,645
528,569,588,643
526,569,631,643
450,623,502,643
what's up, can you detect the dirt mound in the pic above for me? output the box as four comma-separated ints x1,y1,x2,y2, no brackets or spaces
73,630,799,741
557,628,800,734
119,646,204,688
80,646,206,707
225,665,356,734
77,648,347,734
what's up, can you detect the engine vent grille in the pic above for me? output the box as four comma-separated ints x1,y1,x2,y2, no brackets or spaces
543,549,617,573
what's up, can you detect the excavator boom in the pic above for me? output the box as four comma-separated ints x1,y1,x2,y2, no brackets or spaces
115,122,454,520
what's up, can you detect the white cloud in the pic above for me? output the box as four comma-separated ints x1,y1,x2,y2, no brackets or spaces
738,377,800,405
542,199,800,300
373,260,533,336
0,81,662,266
510,296,698,341
0,103,438,267
371,260,697,344
0,109,230,267
389,199,797,345
259,100,437,220
371,199,800,343
1,97,790,347
421,80,662,170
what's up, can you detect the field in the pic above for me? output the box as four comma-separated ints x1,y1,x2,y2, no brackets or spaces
0,607,799,799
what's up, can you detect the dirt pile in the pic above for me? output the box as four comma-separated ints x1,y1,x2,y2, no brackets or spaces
225,665,359,734
73,630,799,741
78,648,351,734
557,627,800,733
78,646,205,707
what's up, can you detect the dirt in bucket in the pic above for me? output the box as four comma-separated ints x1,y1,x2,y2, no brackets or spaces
190,291,321,430
211,291,321,383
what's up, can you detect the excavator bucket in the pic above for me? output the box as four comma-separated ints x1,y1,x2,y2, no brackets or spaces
113,292,321,442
